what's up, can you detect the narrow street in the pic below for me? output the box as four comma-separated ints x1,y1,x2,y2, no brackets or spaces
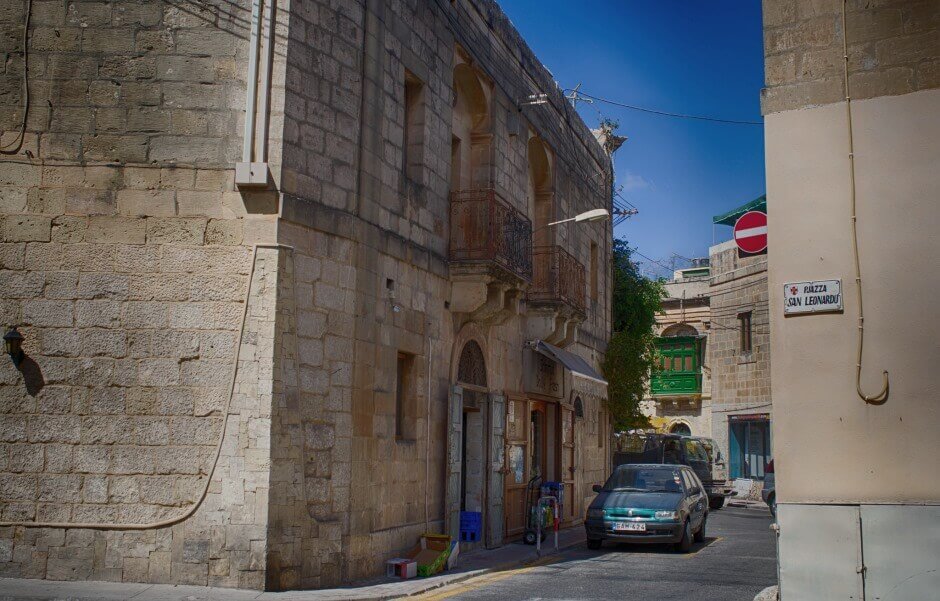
417,507,776,601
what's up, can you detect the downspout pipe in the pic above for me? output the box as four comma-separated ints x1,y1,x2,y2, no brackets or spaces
257,0,275,163
242,0,262,163
236,0,270,186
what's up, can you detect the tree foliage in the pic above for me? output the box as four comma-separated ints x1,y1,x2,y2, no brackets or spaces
602,239,665,431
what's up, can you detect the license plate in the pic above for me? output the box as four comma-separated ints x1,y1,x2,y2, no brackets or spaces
613,521,646,532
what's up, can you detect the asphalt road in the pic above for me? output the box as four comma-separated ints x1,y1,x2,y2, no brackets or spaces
417,506,777,601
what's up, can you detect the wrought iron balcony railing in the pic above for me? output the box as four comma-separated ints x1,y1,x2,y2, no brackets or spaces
529,245,586,314
449,188,533,281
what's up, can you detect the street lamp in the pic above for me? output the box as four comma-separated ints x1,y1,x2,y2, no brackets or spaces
546,208,610,227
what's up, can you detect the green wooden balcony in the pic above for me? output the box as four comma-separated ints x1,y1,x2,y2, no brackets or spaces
650,371,702,396
651,335,704,397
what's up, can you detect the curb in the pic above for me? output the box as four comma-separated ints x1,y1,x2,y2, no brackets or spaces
388,535,586,600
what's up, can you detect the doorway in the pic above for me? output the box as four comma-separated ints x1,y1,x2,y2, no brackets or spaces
729,417,772,479
453,340,488,550
670,422,692,436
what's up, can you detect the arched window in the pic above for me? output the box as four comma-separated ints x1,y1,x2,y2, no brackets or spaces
670,422,692,436
451,62,492,192
573,396,584,418
456,340,487,389
662,323,698,337
527,137,553,247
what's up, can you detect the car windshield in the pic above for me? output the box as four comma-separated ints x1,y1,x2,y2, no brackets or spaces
602,467,684,493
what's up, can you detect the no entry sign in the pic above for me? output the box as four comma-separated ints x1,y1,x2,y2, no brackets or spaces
733,210,768,254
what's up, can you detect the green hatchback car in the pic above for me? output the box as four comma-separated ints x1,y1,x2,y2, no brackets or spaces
585,464,708,552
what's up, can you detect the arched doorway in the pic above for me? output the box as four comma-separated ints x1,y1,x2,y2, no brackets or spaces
670,421,692,436
453,340,488,547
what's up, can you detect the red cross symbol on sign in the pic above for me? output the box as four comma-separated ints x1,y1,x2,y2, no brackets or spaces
790,286,798,295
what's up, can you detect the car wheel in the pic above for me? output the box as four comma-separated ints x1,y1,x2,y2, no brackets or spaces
694,515,706,543
674,520,692,553
709,496,725,510
587,538,602,550
768,493,776,518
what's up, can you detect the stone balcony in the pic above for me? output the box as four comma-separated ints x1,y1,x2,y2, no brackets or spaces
449,188,532,322
529,245,586,316
524,245,586,347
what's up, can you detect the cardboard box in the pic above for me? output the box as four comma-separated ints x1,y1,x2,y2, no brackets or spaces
386,558,417,579
405,534,452,577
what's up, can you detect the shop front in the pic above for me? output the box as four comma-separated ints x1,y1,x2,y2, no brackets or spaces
445,338,607,548
728,413,772,479
501,341,607,543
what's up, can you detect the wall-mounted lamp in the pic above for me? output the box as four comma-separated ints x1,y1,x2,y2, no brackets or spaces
4,327,24,367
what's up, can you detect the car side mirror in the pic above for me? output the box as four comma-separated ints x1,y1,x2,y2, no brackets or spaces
592,484,603,493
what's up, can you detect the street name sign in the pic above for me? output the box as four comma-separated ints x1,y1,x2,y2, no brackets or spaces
733,210,768,254
783,279,843,315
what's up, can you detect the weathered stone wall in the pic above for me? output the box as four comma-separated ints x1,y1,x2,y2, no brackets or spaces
0,0,612,590
707,240,770,462
762,0,940,114
0,0,284,588
267,0,612,587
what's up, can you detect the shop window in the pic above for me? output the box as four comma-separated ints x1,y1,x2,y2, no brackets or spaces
403,70,425,182
738,311,752,353
729,419,771,479
395,352,416,440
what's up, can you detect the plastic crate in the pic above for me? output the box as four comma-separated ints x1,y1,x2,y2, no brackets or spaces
459,511,482,542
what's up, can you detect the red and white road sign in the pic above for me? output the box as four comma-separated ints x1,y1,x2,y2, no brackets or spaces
733,210,768,254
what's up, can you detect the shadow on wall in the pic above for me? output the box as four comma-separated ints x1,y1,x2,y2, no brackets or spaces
16,355,44,397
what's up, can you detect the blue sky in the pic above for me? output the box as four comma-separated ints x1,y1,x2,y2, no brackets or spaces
498,0,766,277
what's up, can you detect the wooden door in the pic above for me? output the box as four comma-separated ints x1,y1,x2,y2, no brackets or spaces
560,405,576,524
487,393,506,548
503,395,528,539
446,386,464,540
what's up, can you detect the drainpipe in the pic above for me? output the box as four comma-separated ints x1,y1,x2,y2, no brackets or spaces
236,0,271,187
257,0,275,163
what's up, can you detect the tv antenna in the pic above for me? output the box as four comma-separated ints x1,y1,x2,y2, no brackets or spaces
566,83,594,109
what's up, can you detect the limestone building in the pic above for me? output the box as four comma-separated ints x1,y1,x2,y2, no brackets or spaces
642,262,712,437
0,0,613,590
708,198,771,483
762,1,939,598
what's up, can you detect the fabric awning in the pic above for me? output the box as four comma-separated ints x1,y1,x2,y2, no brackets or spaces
712,194,766,226
529,340,608,385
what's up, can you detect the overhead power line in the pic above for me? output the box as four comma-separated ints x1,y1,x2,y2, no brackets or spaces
563,89,764,126
629,247,675,275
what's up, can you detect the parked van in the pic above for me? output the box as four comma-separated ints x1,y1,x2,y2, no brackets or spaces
613,432,735,510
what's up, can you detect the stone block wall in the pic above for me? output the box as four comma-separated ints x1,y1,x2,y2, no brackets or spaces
762,0,940,114
263,0,613,587
708,241,770,409
707,241,770,462
0,0,286,589
0,0,613,591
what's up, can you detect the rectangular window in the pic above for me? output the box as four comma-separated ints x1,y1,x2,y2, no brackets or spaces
403,71,425,182
395,352,416,440
590,242,599,301
738,311,752,353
